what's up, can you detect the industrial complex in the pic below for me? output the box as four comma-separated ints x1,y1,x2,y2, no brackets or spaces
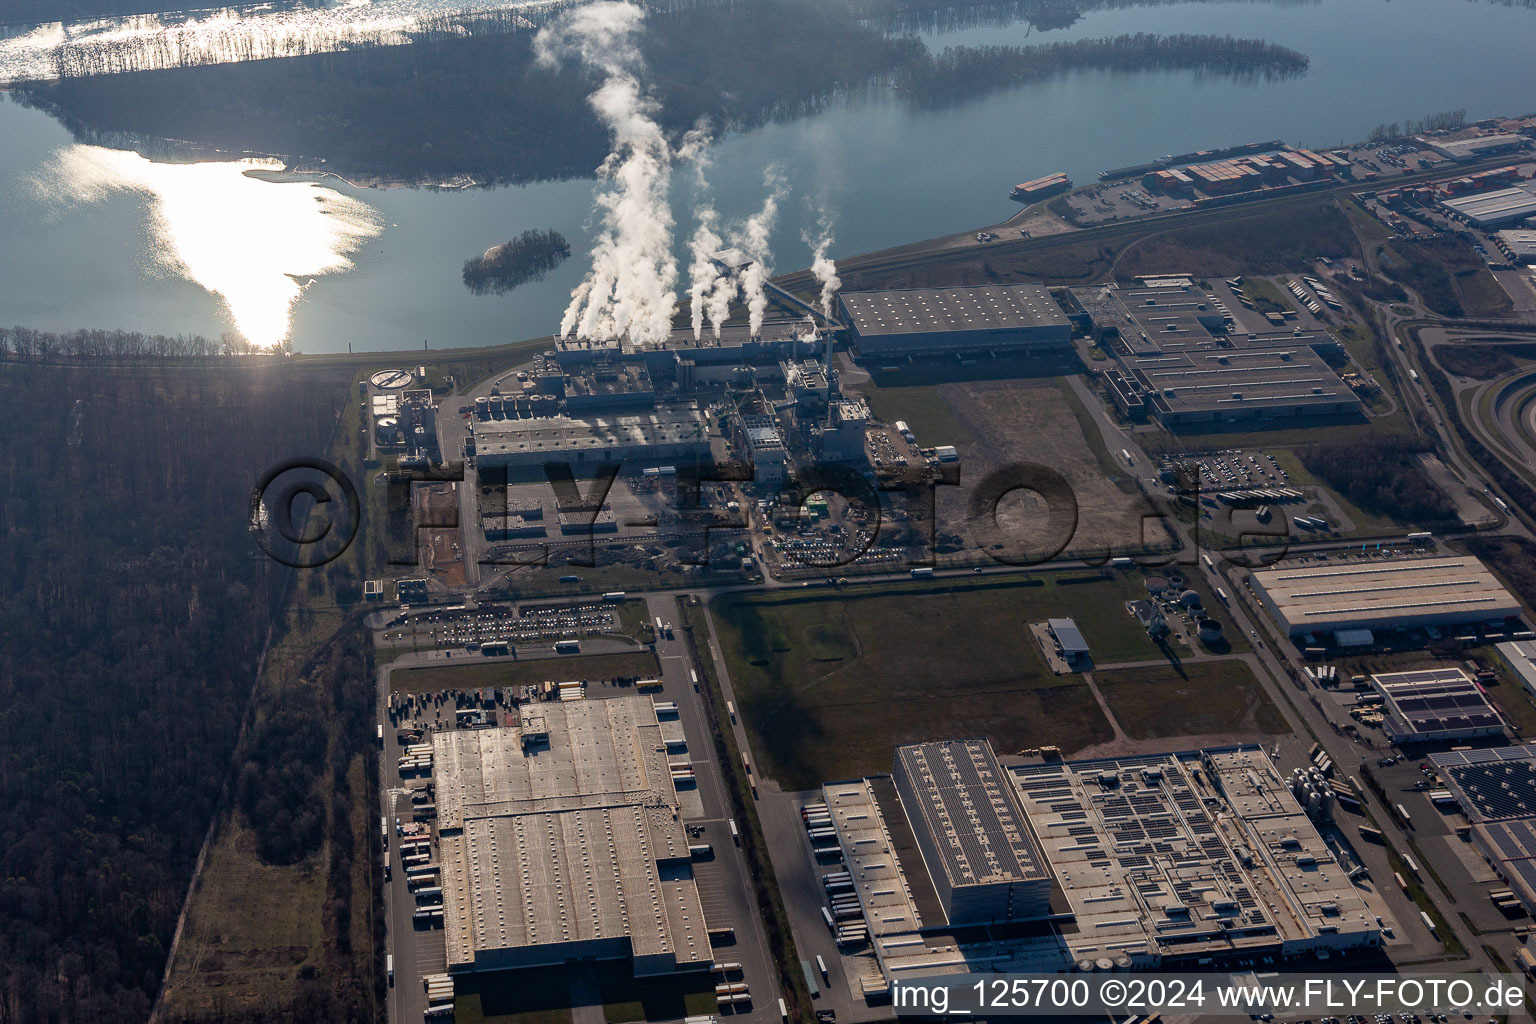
1248,554,1522,639
817,740,1383,995
1067,278,1362,425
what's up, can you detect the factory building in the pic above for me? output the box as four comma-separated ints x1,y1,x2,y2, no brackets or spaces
837,284,1072,358
1439,182,1536,229
820,398,870,463
555,321,820,380
1495,229,1536,265
1249,554,1522,638
892,740,1055,925
471,406,710,470
1419,132,1530,163
819,742,1381,995
561,360,656,414
737,415,790,488
1371,668,1506,745
1068,279,1360,426
433,698,713,976
1429,745,1536,913
1012,747,1380,965
1496,640,1536,700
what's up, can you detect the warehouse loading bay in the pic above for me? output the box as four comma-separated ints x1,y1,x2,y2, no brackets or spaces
374,592,780,1024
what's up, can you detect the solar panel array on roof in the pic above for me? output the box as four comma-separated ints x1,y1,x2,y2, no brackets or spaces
1374,668,1505,741
1431,744,1536,823
1430,745,1536,913
895,740,1050,887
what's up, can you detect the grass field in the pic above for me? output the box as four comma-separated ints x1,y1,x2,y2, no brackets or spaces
858,383,976,445
1093,660,1287,740
712,574,1174,787
158,819,331,1017
392,650,660,693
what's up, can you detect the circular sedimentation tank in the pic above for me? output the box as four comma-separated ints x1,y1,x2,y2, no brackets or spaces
369,368,413,390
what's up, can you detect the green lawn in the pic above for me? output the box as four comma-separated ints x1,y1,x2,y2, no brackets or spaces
392,651,660,693
1094,659,1287,739
857,382,975,445
712,573,1173,786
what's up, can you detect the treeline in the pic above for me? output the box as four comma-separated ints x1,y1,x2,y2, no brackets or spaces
896,33,1309,101
0,324,274,360
1297,435,1456,524
463,229,572,296
0,0,314,33
1369,108,1469,142
0,359,343,1024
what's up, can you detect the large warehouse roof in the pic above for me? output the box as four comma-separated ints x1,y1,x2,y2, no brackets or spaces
839,284,1069,337
1250,554,1521,636
433,698,712,974
1440,183,1536,227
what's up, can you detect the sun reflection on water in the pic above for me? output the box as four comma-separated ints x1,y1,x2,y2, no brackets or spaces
37,146,383,348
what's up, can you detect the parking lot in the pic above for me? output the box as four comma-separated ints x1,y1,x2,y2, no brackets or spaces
376,597,645,651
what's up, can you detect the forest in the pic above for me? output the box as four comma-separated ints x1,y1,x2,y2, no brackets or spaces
1297,435,1457,525
895,33,1308,102
0,351,346,1024
463,229,572,296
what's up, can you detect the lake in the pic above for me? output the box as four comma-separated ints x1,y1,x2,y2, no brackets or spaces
2,0,1535,352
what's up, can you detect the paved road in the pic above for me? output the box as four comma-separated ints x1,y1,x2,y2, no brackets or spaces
644,592,781,1024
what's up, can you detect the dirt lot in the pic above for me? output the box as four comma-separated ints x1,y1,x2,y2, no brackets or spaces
932,379,1163,560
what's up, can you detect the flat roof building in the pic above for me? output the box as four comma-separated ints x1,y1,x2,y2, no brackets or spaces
1420,132,1530,163
892,739,1054,925
1249,554,1522,637
1372,668,1505,744
1496,229,1536,264
1068,280,1360,426
472,406,710,470
820,742,1383,992
1012,747,1380,965
1429,745,1536,912
1497,640,1536,700
1046,618,1089,658
838,284,1072,358
1440,182,1536,228
433,698,713,975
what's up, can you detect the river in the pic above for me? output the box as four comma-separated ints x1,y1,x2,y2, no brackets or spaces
1,0,1534,352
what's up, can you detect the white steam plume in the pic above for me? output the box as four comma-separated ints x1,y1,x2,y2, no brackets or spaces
680,123,735,340
536,2,677,346
736,167,787,338
803,217,842,318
